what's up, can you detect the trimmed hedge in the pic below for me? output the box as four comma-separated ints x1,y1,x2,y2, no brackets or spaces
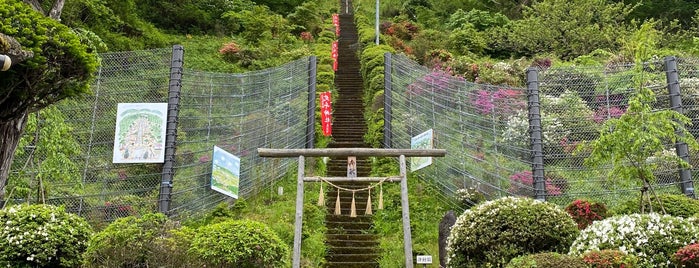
190,219,289,267
446,197,579,267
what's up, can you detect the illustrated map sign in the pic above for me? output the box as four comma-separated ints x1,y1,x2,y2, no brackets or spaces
410,129,433,172
113,103,167,163
211,146,240,199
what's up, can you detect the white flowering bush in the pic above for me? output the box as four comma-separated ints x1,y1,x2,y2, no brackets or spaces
502,110,567,149
0,204,92,267
446,197,579,267
569,213,699,267
455,187,485,208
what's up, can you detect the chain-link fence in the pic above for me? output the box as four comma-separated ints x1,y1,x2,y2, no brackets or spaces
7,47,314,227
386,53,698,207
169,57,313,220
386,54,532,207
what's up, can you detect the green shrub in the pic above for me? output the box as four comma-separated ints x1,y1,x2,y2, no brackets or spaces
190,219,289,267
0,204,92,268
83,213,170,267
506,252,588,268
581,249,639,268
611,193,699,218
569,213,699,267
446,197,579,267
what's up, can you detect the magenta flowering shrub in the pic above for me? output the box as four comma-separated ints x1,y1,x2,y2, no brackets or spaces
508,170,562,196
406,68,465,96
593,106,626,123
565,199,608,230
472,88,526,116
674,243,699,268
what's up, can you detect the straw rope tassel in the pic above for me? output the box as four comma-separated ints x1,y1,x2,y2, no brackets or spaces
350,191,357,218
317,183,325,206
378,183,384,210
365,188,373,215
334,189,341,215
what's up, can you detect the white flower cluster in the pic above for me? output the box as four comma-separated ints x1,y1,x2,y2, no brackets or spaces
502,110,568,147
569,213,699,267
0,204,91,266
680,77,699,96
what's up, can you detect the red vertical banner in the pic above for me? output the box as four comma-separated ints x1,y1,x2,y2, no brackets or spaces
320,92,332,136
332,13,340,36
331,41,339,71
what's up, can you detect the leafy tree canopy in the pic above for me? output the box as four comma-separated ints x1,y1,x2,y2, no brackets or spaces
0,0,98,118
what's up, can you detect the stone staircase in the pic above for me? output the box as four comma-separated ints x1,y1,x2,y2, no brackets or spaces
323,1,381,267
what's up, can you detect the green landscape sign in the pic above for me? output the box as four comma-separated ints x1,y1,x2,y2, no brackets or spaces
411,129,434,172
211,146,240,199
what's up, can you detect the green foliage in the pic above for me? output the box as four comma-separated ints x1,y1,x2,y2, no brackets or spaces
190,219,290,268
135,0,235,35
9,106,82,199
0,204,92,268
253,0,306,15
490,0,634,59
570,213,699,267
581,249,639,268
448,23,487,55
83,213,170,267
612,193,699,218
581,79,699,193
447,197,579,267
506,252,588,268
0,0,98,112
373,178,459,267
222,5,290,45
447,9,510,31
61,0,169,51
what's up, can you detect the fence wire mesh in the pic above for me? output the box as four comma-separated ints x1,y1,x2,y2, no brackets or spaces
9,48,172,228
170,58,311,220
7,48,313,226
678,58,699,195
387,54,532,207
387,54,696,208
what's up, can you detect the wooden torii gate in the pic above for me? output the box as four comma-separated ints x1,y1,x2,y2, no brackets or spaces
257,148,446,268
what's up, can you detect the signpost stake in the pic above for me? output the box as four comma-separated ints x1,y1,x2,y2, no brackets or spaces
292,156,305,268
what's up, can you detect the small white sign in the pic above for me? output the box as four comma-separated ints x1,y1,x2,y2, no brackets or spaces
416,255,432,264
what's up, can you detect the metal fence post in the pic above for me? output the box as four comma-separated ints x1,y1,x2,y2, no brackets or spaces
307,56,317,149
526,68,546,201
384,53,393,148
664,56,695,198
158,45,184,215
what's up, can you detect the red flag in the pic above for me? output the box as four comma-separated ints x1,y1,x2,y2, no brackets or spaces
332,41,338,71
320,92,332,136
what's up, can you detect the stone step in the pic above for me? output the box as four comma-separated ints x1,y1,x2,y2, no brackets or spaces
327,253,381,263
326,239,380,248
328,246,380,255
326,214,373,222
325,261,379,268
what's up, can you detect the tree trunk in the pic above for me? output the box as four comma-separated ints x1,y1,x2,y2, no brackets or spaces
23,0,65,20
0,110,28,202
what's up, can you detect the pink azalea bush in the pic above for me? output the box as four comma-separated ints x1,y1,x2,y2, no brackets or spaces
673,243,699,268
